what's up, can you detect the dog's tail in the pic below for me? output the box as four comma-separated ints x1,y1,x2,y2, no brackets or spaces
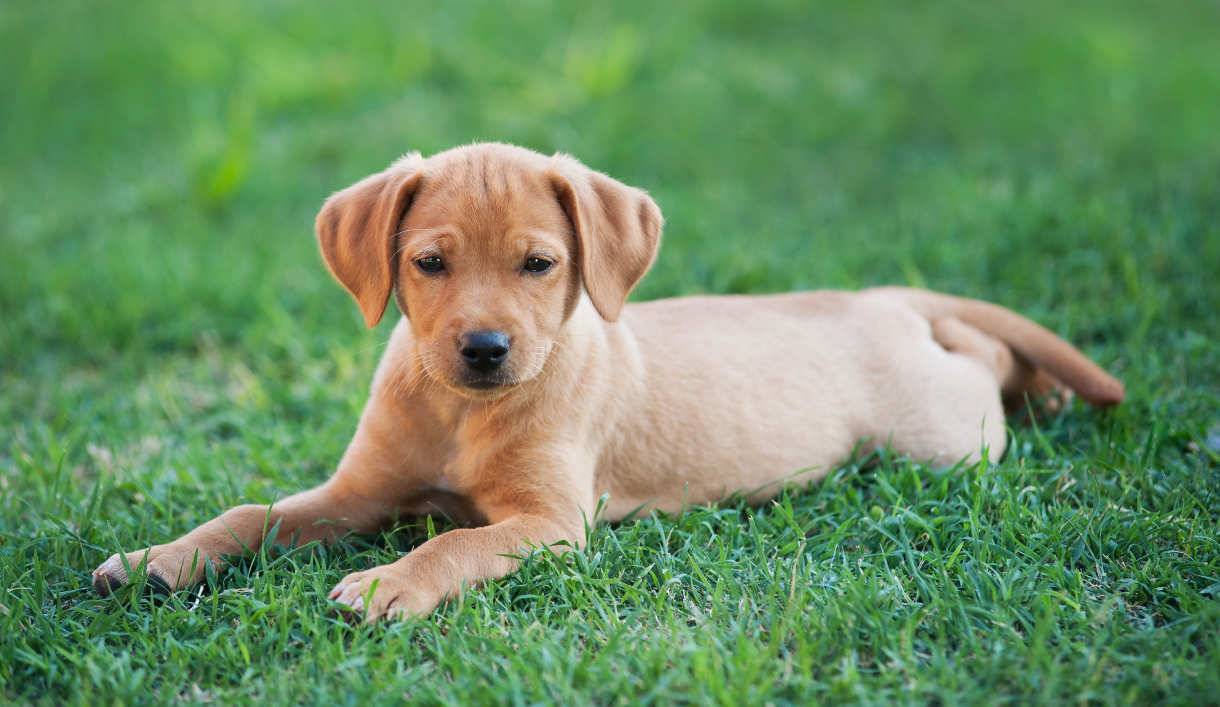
869,287,1125,407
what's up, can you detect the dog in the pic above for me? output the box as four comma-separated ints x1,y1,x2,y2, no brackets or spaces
91,142,1124,621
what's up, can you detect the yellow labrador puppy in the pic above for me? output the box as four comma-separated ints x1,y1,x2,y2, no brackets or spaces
92,143,1124,621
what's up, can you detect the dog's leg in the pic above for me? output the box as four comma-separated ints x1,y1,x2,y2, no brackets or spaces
931,316,1069,413
91,397,419,596
328,512,582,621
328,466,589,622
931,316,1016,380
90,483,391,596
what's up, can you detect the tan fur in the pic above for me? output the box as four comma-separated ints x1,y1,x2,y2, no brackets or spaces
91,143,1124,621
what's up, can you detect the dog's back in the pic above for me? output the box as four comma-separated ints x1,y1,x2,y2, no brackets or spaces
593,287,1120,518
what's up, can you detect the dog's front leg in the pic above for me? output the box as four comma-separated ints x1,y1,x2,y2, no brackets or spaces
91,395,423,596
328,486,587,622
90,482,392,596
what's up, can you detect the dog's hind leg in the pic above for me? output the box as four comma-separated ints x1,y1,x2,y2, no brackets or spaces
931,316,1016,380
873,286,1121,406
931,316,1069,413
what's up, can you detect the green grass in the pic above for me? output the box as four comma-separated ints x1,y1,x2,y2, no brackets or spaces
2,0,1219,703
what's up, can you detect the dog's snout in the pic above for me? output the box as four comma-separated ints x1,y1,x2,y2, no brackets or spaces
459,331,510,372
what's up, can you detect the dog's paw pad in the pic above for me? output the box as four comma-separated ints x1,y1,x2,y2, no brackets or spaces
91,555,130,597
143,572,172,596
91,553,176,597
328,597,365,624
91,570,125,597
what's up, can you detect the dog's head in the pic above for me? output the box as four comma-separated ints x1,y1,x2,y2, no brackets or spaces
315,143,663,399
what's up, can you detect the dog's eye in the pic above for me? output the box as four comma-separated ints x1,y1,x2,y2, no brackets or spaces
523,257,553,274
415,256,445,273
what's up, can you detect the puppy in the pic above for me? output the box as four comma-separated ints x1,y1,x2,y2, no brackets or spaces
92,143,1124,621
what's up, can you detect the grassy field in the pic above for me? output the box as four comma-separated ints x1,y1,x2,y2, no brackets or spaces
3,0,1219,703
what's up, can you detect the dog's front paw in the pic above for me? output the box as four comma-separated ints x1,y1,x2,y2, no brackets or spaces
328,565,441,623
91,546,208,597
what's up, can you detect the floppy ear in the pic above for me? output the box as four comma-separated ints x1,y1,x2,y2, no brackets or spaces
548,155,663,322
315,155,423,328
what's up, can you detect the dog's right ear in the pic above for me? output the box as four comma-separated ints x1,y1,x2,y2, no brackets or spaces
315,155,423,328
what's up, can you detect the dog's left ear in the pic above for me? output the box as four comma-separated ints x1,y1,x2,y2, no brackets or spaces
316,155,423,328
548,155,663,322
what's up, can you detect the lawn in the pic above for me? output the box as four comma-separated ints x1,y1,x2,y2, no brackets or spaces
2,0,1219,703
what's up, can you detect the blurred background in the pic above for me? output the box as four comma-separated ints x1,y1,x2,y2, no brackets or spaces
3,4,1219,700
1,1,1217,490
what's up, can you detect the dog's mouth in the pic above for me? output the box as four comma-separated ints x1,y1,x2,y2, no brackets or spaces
451,373,522,399
421,345,551,400
462,377,515,391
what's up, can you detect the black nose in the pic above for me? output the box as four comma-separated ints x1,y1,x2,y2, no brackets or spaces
458,331,510,373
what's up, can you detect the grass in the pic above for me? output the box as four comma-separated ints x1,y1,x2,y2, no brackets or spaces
2,0,1219,703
